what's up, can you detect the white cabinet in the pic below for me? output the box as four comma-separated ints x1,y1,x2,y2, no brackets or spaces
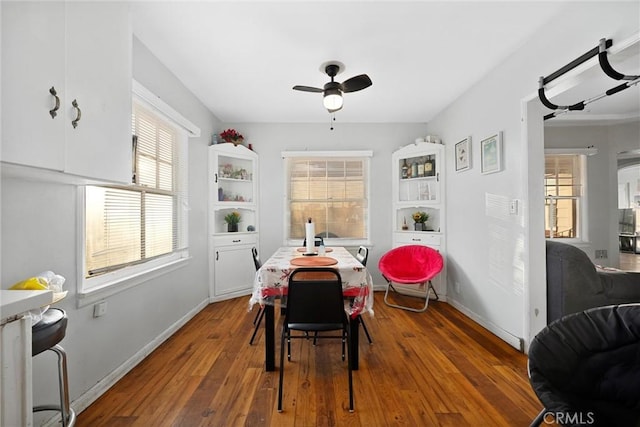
209,144,259,301
210,234,259,300
1,2,66,171
63,3,132,182
1,2,132,184
391,142,446,298
392,142,443,232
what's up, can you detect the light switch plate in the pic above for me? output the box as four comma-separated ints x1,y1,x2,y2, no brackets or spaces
509,199,519,215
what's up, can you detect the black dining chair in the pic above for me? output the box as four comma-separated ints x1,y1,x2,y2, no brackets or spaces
302,236,324,247
278,267,354,412
354,246,373,344
355,246,368,266
249,247,264,345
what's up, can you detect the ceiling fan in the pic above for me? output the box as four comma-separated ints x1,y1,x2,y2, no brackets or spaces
292,61,372,113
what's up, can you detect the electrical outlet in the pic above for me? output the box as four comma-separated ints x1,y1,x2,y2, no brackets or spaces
595,249,608,259
93,301,107,318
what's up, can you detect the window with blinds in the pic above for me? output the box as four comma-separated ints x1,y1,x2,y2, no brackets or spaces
85,101,185,278
544,154,585,239
284,153,370,243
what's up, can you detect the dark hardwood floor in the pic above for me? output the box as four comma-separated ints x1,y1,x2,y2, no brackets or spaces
77,292,544,426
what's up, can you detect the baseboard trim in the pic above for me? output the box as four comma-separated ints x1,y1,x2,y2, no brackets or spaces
44,298,210,426
447,298,524,351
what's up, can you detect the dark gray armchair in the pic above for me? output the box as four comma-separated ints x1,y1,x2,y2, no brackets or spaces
546,240,640,323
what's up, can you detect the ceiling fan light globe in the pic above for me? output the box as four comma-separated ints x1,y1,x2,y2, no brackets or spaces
323,91,343,112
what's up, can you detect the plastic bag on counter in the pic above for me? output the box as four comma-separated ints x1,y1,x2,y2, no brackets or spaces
8,271,67,324
36,270,66,293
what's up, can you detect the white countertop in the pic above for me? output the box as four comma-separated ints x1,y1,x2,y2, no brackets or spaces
0,290,54,322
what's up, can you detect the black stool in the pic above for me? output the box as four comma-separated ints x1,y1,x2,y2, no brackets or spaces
32,308,76,426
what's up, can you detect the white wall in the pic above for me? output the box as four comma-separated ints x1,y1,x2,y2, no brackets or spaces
545,121,640,268
1,37,218,415
424,2,639,348
218,122,428,286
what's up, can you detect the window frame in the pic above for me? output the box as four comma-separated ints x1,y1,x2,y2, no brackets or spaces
77,80,199,307
544,148,595,244
282,150,372,248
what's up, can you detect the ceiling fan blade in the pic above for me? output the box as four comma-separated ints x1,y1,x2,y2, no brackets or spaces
341,74,372,93
292,85,323,93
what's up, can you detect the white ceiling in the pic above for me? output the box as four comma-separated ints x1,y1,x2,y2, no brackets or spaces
131,1,640,124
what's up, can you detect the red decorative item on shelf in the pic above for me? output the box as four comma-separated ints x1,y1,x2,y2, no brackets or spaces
220,129,244,145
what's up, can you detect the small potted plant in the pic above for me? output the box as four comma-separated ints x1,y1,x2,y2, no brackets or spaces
219,129,244,146
412,211,429,231
224,211,241,232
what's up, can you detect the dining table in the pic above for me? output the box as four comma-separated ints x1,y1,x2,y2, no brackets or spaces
249,246,374,371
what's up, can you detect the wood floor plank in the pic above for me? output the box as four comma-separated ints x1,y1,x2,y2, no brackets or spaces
77,293,544,427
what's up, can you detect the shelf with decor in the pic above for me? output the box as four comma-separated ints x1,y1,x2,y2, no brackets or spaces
212,208,257,234
395,207,441,233
392,143,443,234
210,144,258,234
396,153,440,205
209,142,259,302
391,141,446,299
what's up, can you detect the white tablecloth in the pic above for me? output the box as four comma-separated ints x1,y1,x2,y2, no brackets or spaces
249,246,374,318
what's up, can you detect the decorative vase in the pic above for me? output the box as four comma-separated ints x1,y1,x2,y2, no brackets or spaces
227,223,238,232
414,223,426,231
231,138,244,146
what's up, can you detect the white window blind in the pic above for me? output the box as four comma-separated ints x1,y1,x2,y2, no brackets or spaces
85,101,186,277
284,152,370,243
544,154,585,239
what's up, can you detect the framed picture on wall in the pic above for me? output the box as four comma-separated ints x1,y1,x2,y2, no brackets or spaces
455,136,471,172
481,132,502,174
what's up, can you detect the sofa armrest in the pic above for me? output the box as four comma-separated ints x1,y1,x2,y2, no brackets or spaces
546,241,603,294
546,240,604,322
599,271,640,300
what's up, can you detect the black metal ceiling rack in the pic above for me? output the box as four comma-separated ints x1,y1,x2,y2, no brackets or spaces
538,38,640,120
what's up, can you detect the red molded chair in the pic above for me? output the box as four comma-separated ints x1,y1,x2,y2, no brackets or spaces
378,245,443,312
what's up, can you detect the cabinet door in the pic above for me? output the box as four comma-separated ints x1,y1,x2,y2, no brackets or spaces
395,150,441,204
214,245,255,297
392,143,444,233
64,2,132,183
1,1,66,171
210,144,259,234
